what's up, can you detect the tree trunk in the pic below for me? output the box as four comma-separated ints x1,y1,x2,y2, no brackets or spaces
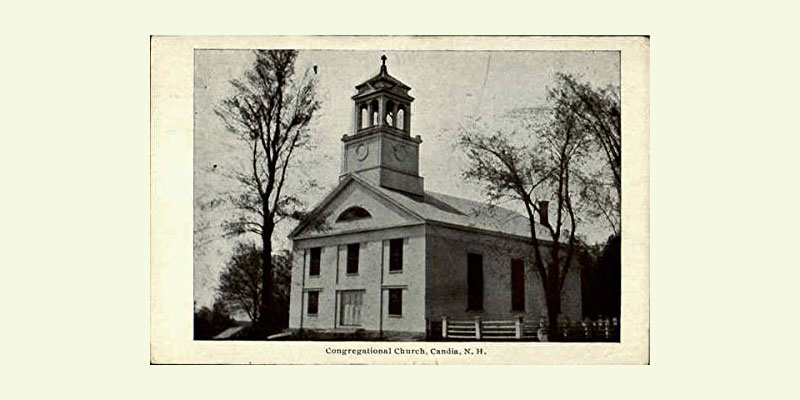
258,221,275,333
546,264,562,341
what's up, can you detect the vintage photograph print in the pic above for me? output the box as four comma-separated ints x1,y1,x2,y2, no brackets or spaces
195,49,623,342
152,36,648,364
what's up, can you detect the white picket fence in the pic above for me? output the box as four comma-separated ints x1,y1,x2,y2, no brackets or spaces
439,316,619,341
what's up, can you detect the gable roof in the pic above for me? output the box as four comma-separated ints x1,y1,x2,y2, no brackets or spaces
370,182,551,240
352,65,414,102
290,174,550,241
288,175,423,239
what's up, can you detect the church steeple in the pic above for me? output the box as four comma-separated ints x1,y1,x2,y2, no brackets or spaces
341,56,424,197
351,55,414,135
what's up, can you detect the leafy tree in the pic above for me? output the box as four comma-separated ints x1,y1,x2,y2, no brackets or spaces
213,50,319,331
217,242,291,331
193,299,235,340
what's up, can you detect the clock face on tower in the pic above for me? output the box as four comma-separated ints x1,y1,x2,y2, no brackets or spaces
355,143,369,161
392,143,406,161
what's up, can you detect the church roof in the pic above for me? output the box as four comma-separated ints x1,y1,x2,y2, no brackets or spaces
352,57,414,101
290,174,550,241
355,67,411,91
370,181,551,240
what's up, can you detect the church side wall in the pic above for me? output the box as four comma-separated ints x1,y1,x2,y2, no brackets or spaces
425,224,582,324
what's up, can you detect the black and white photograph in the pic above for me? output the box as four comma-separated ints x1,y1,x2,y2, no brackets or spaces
8,0,800,395
147,35,649,364
192,46,629,344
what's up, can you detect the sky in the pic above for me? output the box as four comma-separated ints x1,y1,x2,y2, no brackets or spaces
193,50,620,309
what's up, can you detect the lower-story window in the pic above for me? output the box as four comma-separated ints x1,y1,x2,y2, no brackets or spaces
511,258,525,311
307,291,319,315
467,253,484,311
388,288,402,316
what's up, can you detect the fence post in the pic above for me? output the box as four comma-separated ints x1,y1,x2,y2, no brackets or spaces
582,320,590,341
537,317,549,342
515,316,523,339
474,317,482,340
441,316,448,339
561,317,570,341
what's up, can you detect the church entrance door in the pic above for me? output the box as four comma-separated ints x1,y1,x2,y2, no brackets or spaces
339,290,364,327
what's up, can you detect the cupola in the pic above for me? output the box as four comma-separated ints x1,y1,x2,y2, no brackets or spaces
341,55,424,197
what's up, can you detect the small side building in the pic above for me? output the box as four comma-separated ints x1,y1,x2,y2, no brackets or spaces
287,58,582,340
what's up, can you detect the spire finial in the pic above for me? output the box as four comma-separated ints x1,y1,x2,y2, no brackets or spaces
379,54,388,75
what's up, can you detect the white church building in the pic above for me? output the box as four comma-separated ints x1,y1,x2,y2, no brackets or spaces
287,57,582,340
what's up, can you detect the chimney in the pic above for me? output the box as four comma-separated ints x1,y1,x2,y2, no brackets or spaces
537,201,549,226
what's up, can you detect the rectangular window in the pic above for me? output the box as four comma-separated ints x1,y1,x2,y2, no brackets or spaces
388,289,403,316
389,238,403,271
309,247,321,276
467,253,483,311
307,291,319,315
347,243,360,274
511,258,525,311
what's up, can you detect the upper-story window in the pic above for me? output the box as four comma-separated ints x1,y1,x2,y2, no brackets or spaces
347,243,360,274
309,247,321,276
389,238,403,272
336,206,371,222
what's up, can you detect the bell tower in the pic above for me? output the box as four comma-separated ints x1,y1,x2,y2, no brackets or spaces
341,55,424,197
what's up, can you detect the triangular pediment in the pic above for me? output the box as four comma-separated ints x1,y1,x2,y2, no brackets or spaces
289,176,423,239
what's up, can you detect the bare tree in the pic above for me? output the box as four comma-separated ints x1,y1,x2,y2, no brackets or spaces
550,73,621,197
459,74,621,337
214,50,319,332
459,98,593,337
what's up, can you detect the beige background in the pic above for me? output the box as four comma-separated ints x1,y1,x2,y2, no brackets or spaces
152,36,649,364
4,0,798,398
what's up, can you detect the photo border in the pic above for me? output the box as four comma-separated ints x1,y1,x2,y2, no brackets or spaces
151,35,649,364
